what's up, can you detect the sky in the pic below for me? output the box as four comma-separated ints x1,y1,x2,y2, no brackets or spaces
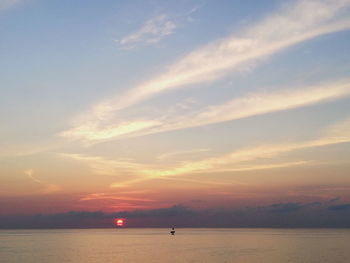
1,0,350,227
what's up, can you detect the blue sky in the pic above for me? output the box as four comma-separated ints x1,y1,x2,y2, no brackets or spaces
1,0,350,215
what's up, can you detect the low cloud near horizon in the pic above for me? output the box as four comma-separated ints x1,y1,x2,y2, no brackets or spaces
1,201,350,229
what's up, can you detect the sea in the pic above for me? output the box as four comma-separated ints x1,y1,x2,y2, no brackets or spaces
1,228,350,263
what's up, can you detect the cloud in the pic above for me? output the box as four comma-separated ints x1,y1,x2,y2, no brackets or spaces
172,80,350,132
287,185,350,199
109,117,350,186
2,202,350,228
24,169,41,184
116,14,176,49
61,120,159,142
267,202,321,213
156,148,210,160
61,117,350,187
127,80,350,141
328,197,341,203
123,205,196,218
62,80,350,143
158,176,242,186
60,151,310,189
328,204,350,211
24,169,61,194
108,0,350,112
64,155,309,188
138,161,311,181
59,153,147,176
79,193,155,202
62,0,350,143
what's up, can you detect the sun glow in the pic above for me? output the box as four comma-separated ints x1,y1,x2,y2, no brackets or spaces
115,218,125,227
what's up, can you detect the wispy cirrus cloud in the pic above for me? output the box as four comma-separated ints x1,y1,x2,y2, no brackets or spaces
113,117,350,187
62,0,350,143
61,79,350,142
79,193,155,202
59,153,147,176
156,148,210,161
61,117,350,188
133,117,350,180
116,14,176,49
181,81,350,129
59,150,311,188
24,169,61,194
109,161,311,188
61,120,159,142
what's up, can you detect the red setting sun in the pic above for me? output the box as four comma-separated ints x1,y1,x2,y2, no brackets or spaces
115,218,125,227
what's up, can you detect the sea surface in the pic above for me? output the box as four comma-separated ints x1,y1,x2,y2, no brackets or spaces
1,228,350,263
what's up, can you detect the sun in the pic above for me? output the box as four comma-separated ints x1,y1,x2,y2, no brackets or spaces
115,218,125,227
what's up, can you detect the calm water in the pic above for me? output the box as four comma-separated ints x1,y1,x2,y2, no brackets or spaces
1,228,350,263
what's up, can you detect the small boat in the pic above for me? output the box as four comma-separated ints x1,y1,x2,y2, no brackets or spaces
170,227,175,235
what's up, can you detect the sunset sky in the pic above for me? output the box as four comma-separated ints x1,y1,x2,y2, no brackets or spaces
1,0,350,221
